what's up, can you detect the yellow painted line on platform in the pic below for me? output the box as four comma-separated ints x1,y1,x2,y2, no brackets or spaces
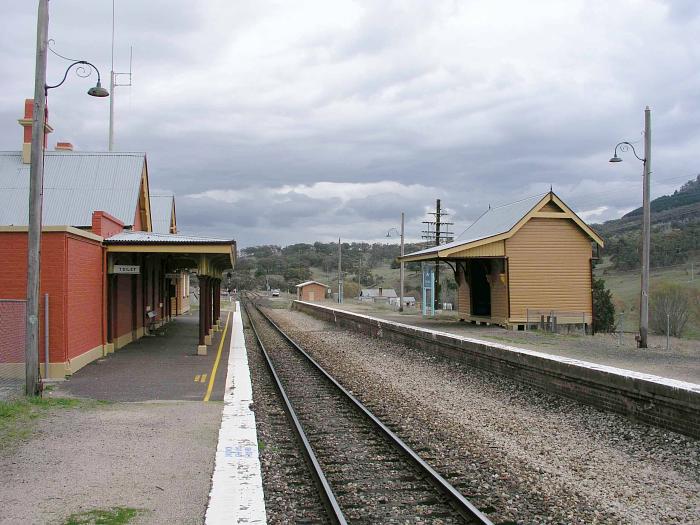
203,311,231,402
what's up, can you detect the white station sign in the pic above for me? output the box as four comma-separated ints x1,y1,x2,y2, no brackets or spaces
112,265,140,274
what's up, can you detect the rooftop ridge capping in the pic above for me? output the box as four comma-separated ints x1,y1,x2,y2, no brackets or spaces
489,191,548,210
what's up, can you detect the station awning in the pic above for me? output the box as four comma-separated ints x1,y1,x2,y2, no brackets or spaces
103,230,236,276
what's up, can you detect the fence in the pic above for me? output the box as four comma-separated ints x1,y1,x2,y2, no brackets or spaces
0,299,26,399
525,309,590,334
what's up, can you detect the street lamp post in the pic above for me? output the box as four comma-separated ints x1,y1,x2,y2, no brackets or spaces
387,212,405,312
609,106,651,348
25,0,108,395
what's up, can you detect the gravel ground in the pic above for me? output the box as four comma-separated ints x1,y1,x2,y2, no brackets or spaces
248,304,468,524
326,300,700,384
0,401,220,525
265,306,700,525
243,309,330,524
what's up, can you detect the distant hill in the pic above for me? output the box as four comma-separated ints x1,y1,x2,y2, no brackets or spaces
624,175,700,218
593,175,700,237
593,175,700,270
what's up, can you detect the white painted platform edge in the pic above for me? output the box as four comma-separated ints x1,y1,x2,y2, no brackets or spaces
296,301,700,393
206,303,267,525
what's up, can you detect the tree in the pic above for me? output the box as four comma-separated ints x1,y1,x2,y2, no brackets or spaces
592,277,616,333
649,282,696,337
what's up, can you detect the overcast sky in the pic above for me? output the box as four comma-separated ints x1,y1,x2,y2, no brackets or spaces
1,1,699,247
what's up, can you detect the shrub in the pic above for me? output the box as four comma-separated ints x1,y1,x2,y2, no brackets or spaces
592,277,616,333
650,282,695,337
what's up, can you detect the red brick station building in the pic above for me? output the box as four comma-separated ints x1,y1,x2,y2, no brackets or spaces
0,100,235,380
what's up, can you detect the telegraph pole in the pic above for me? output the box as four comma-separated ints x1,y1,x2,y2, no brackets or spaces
422,200,452,311
25,0,49,396
399,212,405,312
337,238,343,304
639,106,651,348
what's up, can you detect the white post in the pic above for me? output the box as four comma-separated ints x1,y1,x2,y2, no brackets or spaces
666,313,670,351
639,106,651,348
44,293,49,380
25,0,49,396
399,212,405,313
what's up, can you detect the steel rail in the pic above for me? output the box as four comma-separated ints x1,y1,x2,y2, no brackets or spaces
243,300,347,525
249,298,494,525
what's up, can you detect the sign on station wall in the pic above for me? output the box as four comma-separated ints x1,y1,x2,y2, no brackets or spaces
111,265,140,274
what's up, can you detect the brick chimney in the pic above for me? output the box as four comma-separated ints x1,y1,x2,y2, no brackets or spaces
18,98,53,163
55,142,74,151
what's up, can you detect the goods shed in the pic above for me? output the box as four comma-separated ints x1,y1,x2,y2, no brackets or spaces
402,192,604,331
296,281,330,302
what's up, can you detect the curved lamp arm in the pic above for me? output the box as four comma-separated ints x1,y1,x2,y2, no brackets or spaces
386,227,401,238
611,141,645,163
45,60,108,97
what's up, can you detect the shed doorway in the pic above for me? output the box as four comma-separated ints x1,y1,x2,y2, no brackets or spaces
470,260,491,317
309,291,315,301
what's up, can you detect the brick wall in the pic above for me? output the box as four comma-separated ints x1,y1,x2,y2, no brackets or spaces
91,210,124,239
65,235,103,360
0,231,67,365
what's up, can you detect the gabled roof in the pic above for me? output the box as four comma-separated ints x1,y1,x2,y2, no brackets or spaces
150,194,175,234
403,192,603,262
296,280,330,289
0,151,146,228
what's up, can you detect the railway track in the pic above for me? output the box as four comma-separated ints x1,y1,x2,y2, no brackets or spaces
244,298,493,524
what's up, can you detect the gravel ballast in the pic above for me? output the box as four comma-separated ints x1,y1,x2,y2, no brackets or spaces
263,307,700,524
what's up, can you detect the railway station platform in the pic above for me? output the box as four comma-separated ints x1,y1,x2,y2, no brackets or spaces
293,300,700,438
58,310,233,402
307,300,700,384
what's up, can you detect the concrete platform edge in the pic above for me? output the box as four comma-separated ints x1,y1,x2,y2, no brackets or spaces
205,302,267,524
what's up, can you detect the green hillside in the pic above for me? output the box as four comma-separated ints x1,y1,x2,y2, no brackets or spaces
593,175,700,271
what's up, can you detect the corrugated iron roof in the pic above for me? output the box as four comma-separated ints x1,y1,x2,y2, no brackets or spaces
150,194,174,234
104,230,233,245
296,280,330,288
360,288,398,298
0,151,145,228
406,193,546,258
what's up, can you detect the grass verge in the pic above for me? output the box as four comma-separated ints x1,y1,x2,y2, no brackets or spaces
63,507,143,525
0,396,109,451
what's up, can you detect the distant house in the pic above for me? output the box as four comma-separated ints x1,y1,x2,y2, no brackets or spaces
359,288,397,303
296,281,330,302
389,296,416,307
402,191,603,330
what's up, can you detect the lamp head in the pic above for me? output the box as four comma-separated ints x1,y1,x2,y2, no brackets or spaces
88,80,109,97
609,155,622,163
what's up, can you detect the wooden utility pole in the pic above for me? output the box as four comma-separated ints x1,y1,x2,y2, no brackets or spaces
337,237,343,303
639,107,651,348
25,0,49,395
